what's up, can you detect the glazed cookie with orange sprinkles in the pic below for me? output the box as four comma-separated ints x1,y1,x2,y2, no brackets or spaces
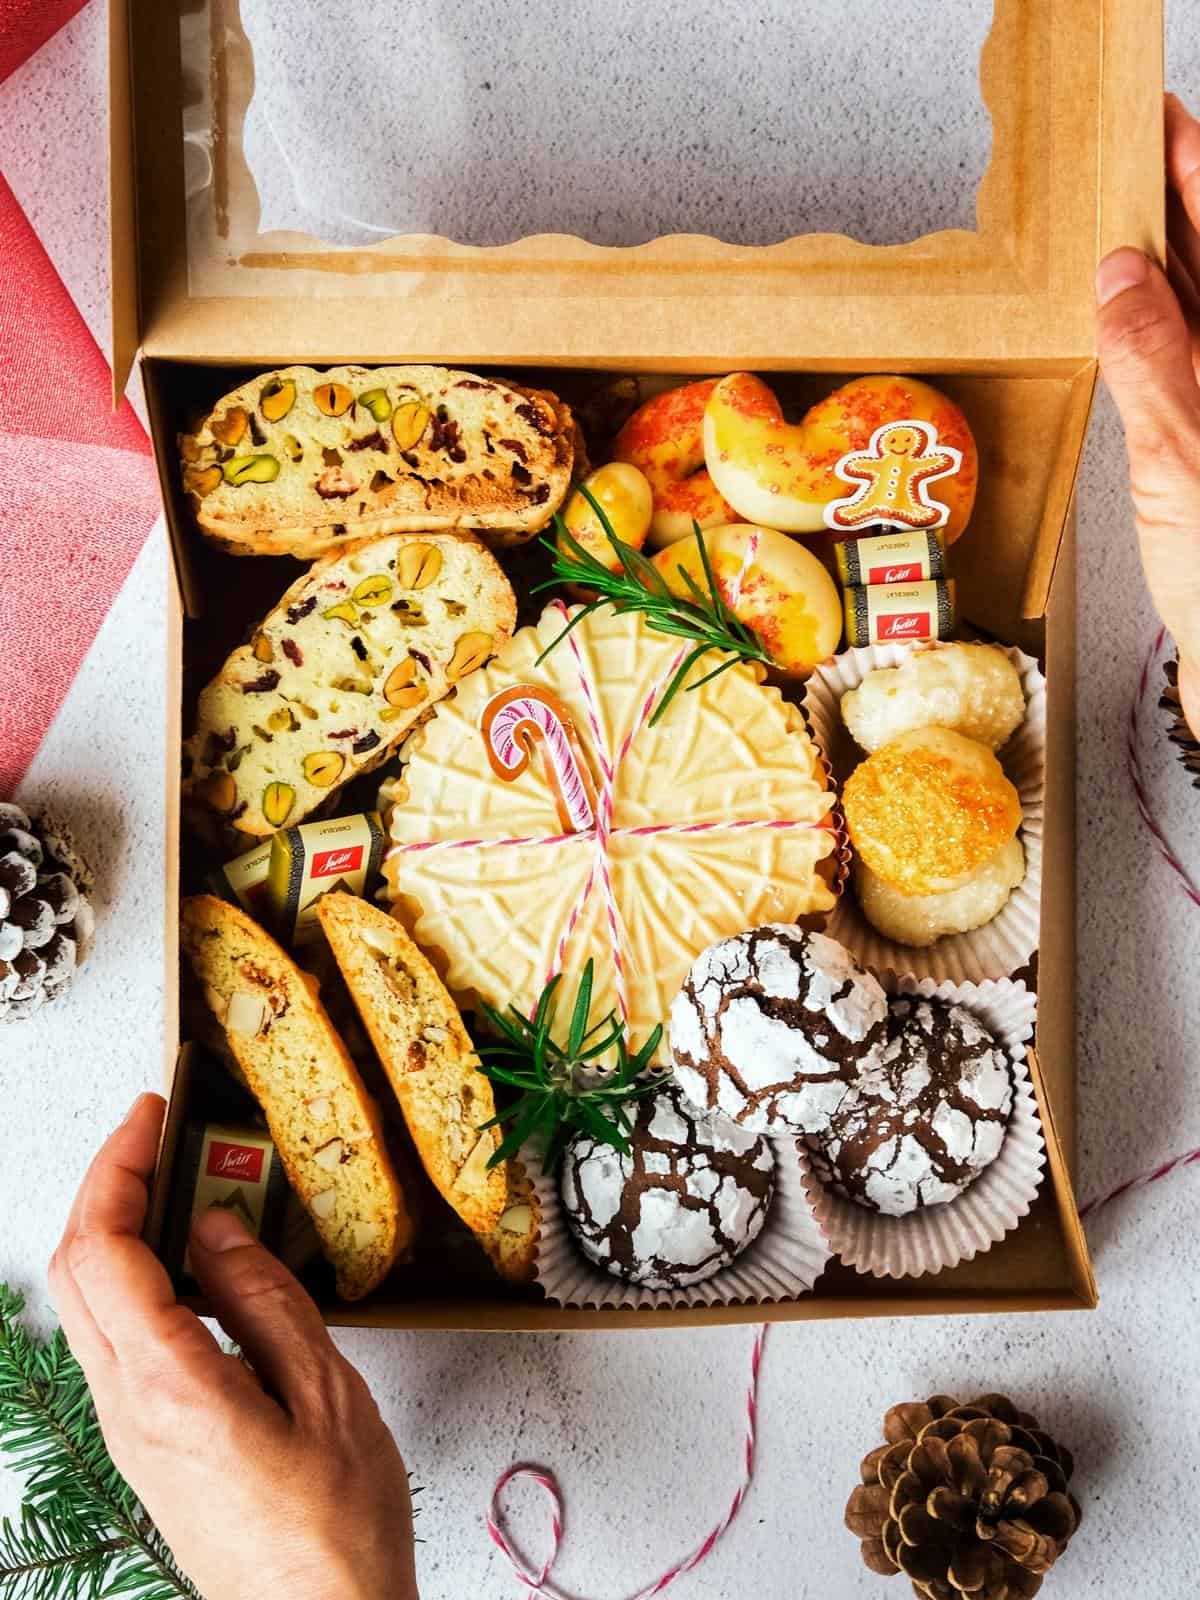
613,379,743,548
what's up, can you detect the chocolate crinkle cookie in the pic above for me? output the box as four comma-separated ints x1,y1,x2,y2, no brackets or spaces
559,1084,775,1290
805,997,1012,1216
668,926,889,1136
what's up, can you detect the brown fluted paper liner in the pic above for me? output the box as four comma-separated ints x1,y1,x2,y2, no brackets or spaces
803,640,1045,983
800,975,1045,1278
531,1132,832,1312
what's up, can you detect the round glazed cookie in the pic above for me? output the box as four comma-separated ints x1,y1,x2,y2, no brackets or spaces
842,727,1022,898
805,997,1013,1216
855,838,1026,948
560,1084,775,1289
840,643,1026,754
653,525,842,678
668,926,889,1136
556,461,653,576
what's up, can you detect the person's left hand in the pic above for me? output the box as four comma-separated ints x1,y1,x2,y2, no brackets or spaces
49,1093,420,1600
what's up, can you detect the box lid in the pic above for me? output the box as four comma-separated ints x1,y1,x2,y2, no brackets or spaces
111,0,1163,388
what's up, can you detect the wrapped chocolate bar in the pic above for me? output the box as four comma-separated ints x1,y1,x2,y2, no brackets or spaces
266,812,385,945
835,527,946,588
843,578,956,647
213,839,272,915
165,1121,290,1282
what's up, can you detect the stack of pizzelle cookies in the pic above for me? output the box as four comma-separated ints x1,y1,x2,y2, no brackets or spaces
179,363,574,1298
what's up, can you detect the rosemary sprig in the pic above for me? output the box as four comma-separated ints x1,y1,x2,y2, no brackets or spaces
475,961,663,1172
536,486,772,725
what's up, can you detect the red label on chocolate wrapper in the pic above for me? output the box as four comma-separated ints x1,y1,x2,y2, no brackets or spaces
311,844,364,879
877,611,931,641
206,1141,265,1183
869,561,922,584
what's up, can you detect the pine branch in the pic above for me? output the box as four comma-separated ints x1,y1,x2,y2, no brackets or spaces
0,1285,200,1600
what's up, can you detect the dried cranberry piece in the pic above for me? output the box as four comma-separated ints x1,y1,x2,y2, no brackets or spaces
347,430,386,452
511,461,532,485
287,596,317,624
350,636,368,661
281,638,303,667
514,401,554,437
229,801,248,821
529,483,551,505
241,670,281,694
498,438,527,462
410,649,432,673
352,730,381,754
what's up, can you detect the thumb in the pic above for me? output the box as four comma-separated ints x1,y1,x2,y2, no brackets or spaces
189,1207,339,1408
1096,248,1200,454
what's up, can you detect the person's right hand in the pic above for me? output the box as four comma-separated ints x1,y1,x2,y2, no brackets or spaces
49,1093,419,1600
1096,93,1200,737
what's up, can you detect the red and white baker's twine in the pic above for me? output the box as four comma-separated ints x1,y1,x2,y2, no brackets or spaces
480,626,1200,1599
487,1325,768,1600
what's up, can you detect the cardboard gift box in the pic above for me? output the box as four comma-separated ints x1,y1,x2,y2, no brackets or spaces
112,0,1163,1328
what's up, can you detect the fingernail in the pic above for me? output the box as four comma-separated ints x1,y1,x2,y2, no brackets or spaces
192,1206,254,1253
1096,248,1149,306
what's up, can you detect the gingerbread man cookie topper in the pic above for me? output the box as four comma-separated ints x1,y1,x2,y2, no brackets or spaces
824,419,963,532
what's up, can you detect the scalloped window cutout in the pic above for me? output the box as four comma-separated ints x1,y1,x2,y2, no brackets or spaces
238,0,993,249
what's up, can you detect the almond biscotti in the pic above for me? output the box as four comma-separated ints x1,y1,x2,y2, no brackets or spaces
180,364,576,557
184,531,516,841
316,893,507,1236
180,895,411,1301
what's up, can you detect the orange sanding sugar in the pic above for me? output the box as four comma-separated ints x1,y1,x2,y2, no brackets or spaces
843,730,1022,897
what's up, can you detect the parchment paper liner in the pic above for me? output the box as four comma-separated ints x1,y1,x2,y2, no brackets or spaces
530,1125,832,1311
800,975,1045,1278
801,640,1045,983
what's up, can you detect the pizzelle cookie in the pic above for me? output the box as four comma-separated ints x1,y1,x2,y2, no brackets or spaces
382,605,839,1065
179,365,576,556
184,532,516,840
179,895,411,1301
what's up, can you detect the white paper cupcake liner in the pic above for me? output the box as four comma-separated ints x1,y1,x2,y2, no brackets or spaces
531,1132,832,1312
800,974,1046,1278
802,640,1045,983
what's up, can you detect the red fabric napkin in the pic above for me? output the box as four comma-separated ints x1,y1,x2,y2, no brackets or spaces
0,167,161,795
0,0,87,84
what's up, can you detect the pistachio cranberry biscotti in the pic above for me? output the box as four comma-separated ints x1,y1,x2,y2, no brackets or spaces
179,365,577,557
316,892,508,1236
180,895,412,1301
184,531,516,841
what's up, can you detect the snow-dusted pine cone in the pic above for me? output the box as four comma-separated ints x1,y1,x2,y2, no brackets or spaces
0,804,94,1023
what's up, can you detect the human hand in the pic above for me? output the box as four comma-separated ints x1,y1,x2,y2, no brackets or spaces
1095,92,1200,737
49,1093,419,1600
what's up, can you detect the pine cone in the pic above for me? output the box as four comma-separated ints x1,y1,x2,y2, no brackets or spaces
846,1393,1081,1600
0,803,94,1023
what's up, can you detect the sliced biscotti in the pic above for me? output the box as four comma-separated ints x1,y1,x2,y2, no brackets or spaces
317,893,507,1236
184,531,516,841
477,1158,540,1285
179,364,576,557
180,894,411,1301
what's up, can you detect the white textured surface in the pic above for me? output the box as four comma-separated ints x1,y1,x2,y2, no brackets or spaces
2,4,1200,1598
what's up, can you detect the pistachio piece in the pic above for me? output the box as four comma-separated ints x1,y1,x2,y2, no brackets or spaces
180,435,202,464
396,542,442,590
282,433,304,462
302,751,345,788
446,632,494,681
323,601,359,626
252,633,275,664
211,407,249,446
378,707,404,722
309,1189,337,1220
184,464,223,498
313,382,353,417
267,706,299,733
262,782,296,827
392,401,430,451
352,574,393,607
226,989,269,1036
358,387,392,423
223,454,280,487
195,772,237,814
383,658,426,707
260,378,297,422
313,1138,344,1172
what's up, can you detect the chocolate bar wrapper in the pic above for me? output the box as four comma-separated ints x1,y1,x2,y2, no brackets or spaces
267,811,385,946
165,1122,291,1286
836,527,946,588
843,578,955,647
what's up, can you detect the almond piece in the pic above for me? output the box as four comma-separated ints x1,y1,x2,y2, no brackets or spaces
351,1220,381,1250
226,990,269,1035
314,1138,345,1172
498,1204,533,1236
184,464,223,498
309,1189,337,1220
305,1095,333,1122
211,407,249,446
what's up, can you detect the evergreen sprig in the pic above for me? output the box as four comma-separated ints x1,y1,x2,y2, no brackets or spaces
537,488,773,725
476,961,663,1172
0,1283,200,1600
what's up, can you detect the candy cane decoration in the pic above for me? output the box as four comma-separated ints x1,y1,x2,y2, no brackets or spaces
482,686,599,836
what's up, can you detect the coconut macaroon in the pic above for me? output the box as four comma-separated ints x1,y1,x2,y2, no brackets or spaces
855,838,1026,949
840,642,1026,754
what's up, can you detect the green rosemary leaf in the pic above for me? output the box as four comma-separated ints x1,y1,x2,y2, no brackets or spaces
685,653,742,692
648,641,716,727
566,960,595,1057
